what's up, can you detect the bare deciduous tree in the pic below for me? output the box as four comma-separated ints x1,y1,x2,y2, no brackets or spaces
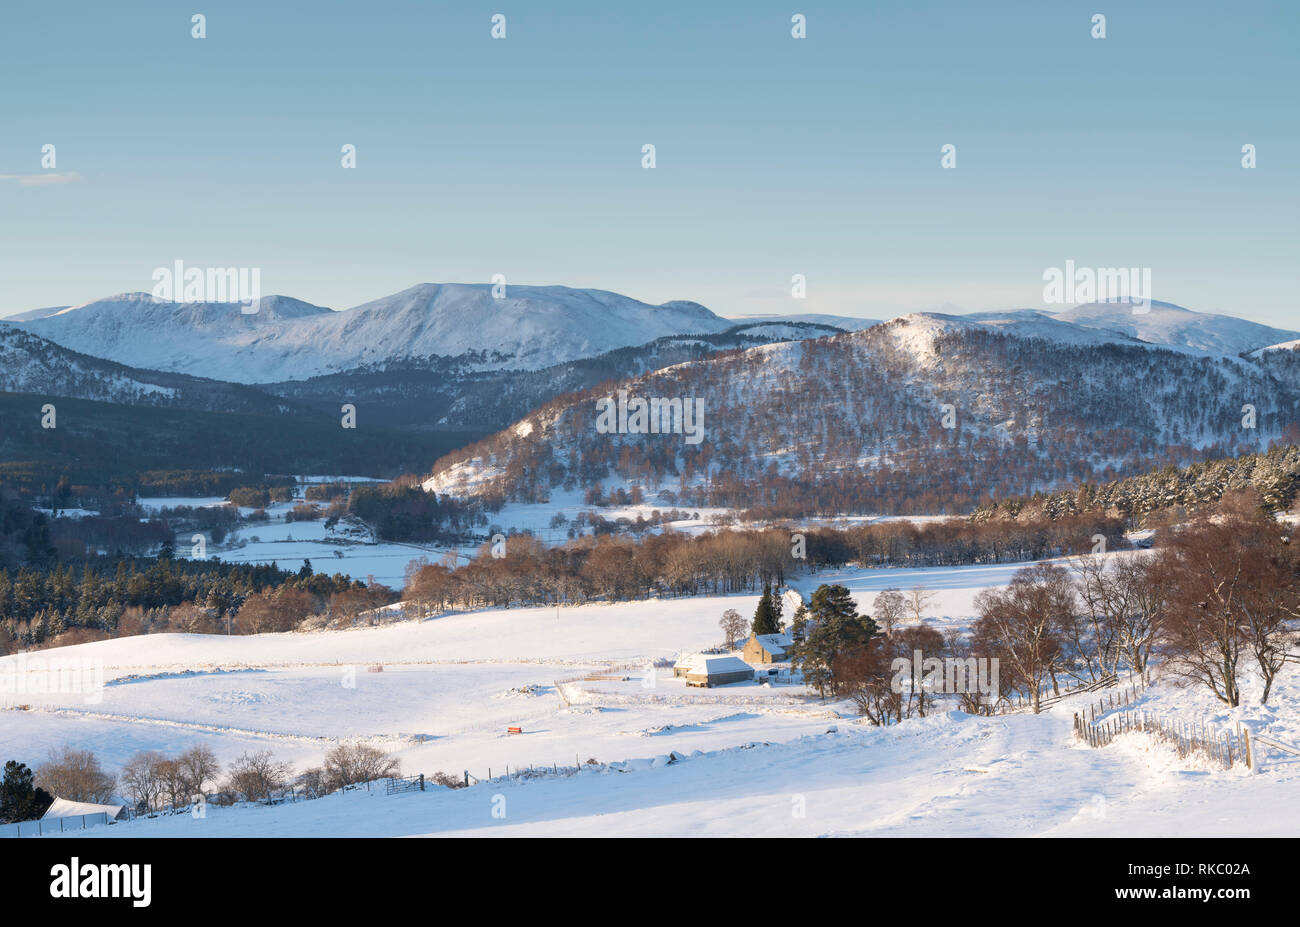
972,562,1074,713
35,747,116,804
1154,502,1300,705
718,608,746,649
871,588,906,635
177,744,220,801
119,751,167,812
906,585,937,625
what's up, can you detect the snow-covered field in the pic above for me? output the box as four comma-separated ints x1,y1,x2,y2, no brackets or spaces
137,488,448,589
4,555,1297,838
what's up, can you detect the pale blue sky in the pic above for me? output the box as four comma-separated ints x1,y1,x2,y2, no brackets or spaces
1,1,1296,325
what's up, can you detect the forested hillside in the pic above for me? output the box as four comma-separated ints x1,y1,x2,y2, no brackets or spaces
426,315,1300,515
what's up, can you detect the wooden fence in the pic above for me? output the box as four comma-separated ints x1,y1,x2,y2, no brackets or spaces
1074,708,1252,770
991,668,1148,715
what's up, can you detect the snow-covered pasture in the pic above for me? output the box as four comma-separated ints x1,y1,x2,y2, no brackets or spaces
4,553,1297,837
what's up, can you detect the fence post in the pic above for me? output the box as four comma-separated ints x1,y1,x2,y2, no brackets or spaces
419,773,425,792
1243,729,1253,771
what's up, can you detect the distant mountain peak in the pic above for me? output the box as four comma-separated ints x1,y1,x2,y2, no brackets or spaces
11,283,733,383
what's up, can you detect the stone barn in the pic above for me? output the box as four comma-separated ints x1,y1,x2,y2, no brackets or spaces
743,632,793,665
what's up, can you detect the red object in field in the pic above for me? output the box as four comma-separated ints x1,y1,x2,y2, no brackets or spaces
507,726,523,735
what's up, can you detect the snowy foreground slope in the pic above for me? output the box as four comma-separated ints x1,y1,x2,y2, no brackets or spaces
4,557,1297,838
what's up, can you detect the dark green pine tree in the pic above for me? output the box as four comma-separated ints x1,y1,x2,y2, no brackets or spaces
752,584,781,636
790,584,878,699
0,760,53,824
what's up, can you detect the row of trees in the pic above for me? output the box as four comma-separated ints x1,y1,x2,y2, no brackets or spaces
0,742,410,822
802,492,1300,719
402,514,1128,614
974,442,1300,524
971,494,1299,709
0,554,389,652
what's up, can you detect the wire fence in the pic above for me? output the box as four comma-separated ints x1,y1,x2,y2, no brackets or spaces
0,812,111,838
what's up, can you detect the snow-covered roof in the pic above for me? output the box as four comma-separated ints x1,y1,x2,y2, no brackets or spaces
42,797,124,820
750,632,793,655
675,654,754,676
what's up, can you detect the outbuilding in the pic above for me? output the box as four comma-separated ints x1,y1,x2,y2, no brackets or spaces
673,654,755,688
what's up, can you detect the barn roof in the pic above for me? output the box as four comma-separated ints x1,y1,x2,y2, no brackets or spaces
675,654,754,676
42,797,124,820
750,632,793,656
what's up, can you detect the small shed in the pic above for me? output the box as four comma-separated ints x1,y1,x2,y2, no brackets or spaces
42,797,125,821
743,631,794,664
673,654,754,688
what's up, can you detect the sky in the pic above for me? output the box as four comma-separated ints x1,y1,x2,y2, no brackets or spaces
1,1,1296,326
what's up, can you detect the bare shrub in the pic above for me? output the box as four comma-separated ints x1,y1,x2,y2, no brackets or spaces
225,751,292,804
322,743,400,791
428,771,467,789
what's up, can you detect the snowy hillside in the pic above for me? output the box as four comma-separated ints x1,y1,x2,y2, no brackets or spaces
7,554,1298,839
0,325,297,414
0,326,176,401
1052,300,1300,356
1250,338,1300,358
2,305,70,321
424,312,1300,513
16,284,735,384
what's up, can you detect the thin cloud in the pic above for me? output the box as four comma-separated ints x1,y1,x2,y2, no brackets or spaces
0,171,84,187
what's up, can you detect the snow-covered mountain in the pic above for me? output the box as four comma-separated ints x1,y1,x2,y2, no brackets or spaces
0,325,298,414
896,309,1154,353
730,301,1299,356
1050,300,1300,356
425,312,1300,514
13,284,735,383
263,326,837,432
12,285,1292,387
3,305,70,321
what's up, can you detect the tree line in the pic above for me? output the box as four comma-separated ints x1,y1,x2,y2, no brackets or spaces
402,512,1127,612
0,554,386,652
0,741,438,824
792,490,1300,720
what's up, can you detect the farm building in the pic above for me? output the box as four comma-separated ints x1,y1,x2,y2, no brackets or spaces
743,631,794,664
673,654,755,687
42,797,126,822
